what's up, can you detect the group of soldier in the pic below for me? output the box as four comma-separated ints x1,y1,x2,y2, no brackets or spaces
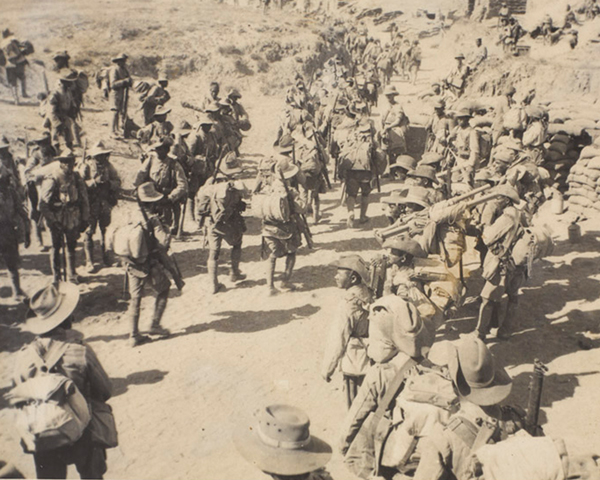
1,5,598,480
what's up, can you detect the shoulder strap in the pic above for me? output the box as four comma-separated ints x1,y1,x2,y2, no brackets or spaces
31,339,69,372
372,358,418,425
447,415,498,452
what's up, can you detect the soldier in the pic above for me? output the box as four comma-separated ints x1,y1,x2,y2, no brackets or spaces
382,186,430,226
413,336,524,480
140,73,170,126
13,282,113,478
118,182,183,347
234,404,332,480
201,81,221,111
426,99,453,154
469,38,488,69
0,164,29,300
137,105,174,145
407,39,422,85
196,153,247,294
51,51,88,147
261,156,307,295
39,150,89,283
133,136,188,233
225,88,251,134
449,107,480,187
45,71,78,150
475,184,525,340
381,85,410,165
322,254,372,408
406,165,445,203
24,132,56,249
444,53,469,98
1,29,31,104
78,141,121,273
106,53,132,138
189,113,219,175
296,124,327,224
389,154,416,182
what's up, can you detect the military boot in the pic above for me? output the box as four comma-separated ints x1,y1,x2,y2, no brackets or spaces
358,195,369,224
50,247,62,283
230,245,246,282
312,196,320,225
267,256,278,296
9,270,27,302
208,259,224,294
84,238,95,274
66,251,81,284
280,253,296,291
149,293,171,337
345,196,356,228
100,235,111,267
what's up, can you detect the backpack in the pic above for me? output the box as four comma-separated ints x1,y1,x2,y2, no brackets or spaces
111,222,150,263
5,341,91,453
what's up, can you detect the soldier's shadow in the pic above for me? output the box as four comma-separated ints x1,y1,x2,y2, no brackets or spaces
110,369,169,397
170,303,320,337
0,301,34,354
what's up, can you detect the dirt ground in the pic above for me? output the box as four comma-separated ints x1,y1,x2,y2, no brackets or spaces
1,0,600,479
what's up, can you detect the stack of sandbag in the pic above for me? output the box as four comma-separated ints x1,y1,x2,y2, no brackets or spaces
543,133,581,192
546,100,600,140
567,137,600,215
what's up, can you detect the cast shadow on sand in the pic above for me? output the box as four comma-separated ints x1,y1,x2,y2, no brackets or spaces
110,369,169,397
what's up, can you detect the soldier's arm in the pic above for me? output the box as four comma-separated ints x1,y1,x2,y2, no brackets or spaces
76,174,90,223
321,301,355,381
84,343,113,402
413,425,451,480
38,177,57,225
110,70,131,90
168,163,188,203
133,157,152,188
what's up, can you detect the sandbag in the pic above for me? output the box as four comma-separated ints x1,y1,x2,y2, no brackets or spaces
546,160,573,172
566,149,580,160
548,141,568,156
544,150,564,162
548,109,571,123
550,133,571,145
587,156,600,171
580,145,600,160
568,194,593,208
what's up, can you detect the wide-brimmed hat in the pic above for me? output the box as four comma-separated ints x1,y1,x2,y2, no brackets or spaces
492,148,515,164
53,50,70,61
383,85,399,96
275,157,299,179
0,136,10,150
330,254,370,284
137,181,164,202
393,186,430,209
153,106,171,117
30,132,52,145
370,295,434,358
420,152,444,166
178,120,193,137
157,72,168,83
59,70,78,83
88,140,112,158
432,98,445,109
449,336,512,406
216,151,244,178
2,29,14,39
408,165,439,184
382,236,426,258
474,169,500,185
357,119,372,134
111,52,128,63
454,107,472,118
494,184,521,203
55,149,76,161
228,87,242,99
148,136,174,151
276,134,295,155
234,404,332,476
382,188,408,205
196,113,214,126
390,155,416,172
24,282,80,335
455,53,465,60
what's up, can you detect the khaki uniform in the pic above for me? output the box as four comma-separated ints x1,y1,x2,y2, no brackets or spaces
47,87,76,149
141,84,170,125
107,64,132,133
39,164,89,281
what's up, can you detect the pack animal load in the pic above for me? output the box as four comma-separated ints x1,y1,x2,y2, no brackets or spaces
111,222,149,263
253,193,291,223
4,342,91,453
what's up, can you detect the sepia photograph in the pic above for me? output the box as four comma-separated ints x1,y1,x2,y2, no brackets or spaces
1,0,600,478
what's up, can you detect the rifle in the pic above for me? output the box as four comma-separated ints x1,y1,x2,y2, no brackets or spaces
137,200,185,290
369,137,381,193
278,168,313,249
374,183,493,243
328,94,339,180
313,133,331,189
177,200,186,239
525,359,547,436
122,86,129,136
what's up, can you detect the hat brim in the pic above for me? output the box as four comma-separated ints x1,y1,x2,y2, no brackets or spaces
383,238,426,258
279,165,299,179
330,259,369,284
112,56,127,63
409,172,439,185
89,149,112,157
233,425,332,476
449,347,513,406
389,164,410,172
24,283,80,335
